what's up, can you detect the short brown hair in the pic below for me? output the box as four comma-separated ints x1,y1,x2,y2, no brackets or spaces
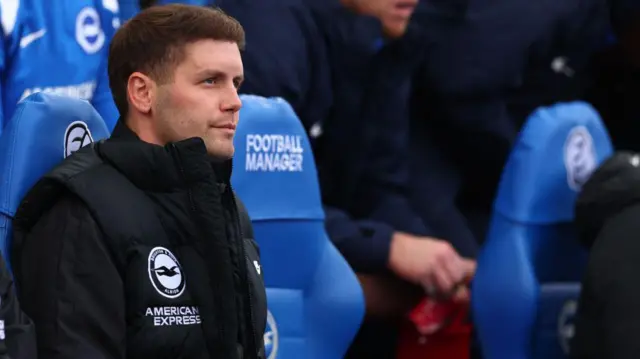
108,4,245,117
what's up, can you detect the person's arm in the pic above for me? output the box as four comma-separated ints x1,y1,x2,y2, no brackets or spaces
325,205,474,295
324,206,423,318
324,205,394,274
13,195,125,359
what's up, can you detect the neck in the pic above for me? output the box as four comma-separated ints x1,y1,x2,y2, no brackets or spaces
125,114,165,146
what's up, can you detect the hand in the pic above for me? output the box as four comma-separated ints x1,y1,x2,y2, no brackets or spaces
388,232,476,298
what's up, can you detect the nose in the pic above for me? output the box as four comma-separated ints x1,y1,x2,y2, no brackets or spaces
221,88,242,113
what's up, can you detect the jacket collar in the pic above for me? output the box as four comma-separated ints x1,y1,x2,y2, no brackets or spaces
99,120,233,191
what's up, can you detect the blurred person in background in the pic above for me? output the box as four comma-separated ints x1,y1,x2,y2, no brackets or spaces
0,0,121,135
408,0,610,255
572,151,640,359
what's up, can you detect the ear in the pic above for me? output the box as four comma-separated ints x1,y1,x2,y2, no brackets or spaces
127,72,154,115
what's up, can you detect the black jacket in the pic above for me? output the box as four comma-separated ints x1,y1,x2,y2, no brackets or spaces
11,122,267,359
571,151,640,359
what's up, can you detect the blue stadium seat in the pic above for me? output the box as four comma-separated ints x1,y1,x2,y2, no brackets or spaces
231,95,365,359
119,0,141,21
472,102,613,359
0,93,110,273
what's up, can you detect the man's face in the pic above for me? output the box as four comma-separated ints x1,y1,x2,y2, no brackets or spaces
351,0,418,38
153,39,243,160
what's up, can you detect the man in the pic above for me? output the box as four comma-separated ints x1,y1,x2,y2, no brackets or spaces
0,0,121,134
222,0,475,305
11,5,266,359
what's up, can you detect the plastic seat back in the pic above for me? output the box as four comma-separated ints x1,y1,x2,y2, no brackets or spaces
472,102,613,359
0,93,110,273
231,95,364,359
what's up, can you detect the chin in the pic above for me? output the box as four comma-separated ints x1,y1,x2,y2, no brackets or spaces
383,22,409,38
206,144,235,161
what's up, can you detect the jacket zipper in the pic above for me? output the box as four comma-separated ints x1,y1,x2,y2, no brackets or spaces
226,162,259,359
229,194,259,358
169,144,231,355
170,144,258,358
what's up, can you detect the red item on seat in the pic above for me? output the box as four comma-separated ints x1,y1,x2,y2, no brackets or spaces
396,297,472,359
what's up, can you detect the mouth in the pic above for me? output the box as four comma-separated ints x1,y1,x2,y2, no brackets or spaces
392,1,417,17
215,123,237,131
212,123,237,136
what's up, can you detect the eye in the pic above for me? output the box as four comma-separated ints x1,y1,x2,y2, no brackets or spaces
203,77,219,85
233,79,243,89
